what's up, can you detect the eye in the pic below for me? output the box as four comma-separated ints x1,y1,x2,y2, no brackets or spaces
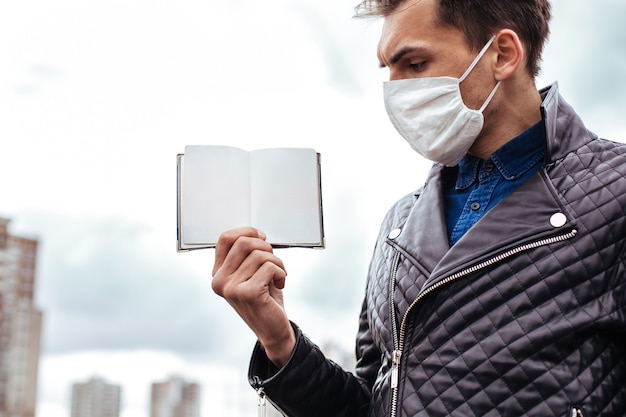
408,61,426,72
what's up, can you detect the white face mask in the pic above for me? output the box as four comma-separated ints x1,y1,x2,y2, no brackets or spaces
383,36,501,166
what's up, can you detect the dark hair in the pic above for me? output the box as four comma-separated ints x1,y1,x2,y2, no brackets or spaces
355,0,551,77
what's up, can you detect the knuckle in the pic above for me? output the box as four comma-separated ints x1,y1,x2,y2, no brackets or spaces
221,284,236,300
230,236,252,253
217,227,259,246
260,260,285,278
223,283,252,304
220,280,241,301
211,275,225,296
235,236,271,253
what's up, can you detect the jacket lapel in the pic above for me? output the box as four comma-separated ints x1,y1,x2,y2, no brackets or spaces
427,170,576,285
390,164,450,276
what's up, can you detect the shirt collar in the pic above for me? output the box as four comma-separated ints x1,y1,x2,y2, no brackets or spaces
455,121,545,190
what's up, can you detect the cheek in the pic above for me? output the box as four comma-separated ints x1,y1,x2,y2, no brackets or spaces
459,66,495,110
458,83,483,110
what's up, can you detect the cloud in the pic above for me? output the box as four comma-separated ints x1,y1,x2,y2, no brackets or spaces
13,64,63,95
288,2,379,95
17,211,253,359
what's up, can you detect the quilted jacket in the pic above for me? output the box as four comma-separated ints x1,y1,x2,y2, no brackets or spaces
248,82,626,417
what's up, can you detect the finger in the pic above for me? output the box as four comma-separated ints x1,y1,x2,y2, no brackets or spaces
232,250,287,282
212,240,286,298
213,227,266,274
214,245,286,296
223,259,288,303
217,235,278,277
237,251,287,289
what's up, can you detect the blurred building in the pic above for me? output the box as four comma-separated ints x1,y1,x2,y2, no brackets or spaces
0,218,43,417
70,377,121,417
150,376,200,417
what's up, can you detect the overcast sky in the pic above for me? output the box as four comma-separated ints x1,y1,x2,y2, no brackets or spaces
1,0,625,416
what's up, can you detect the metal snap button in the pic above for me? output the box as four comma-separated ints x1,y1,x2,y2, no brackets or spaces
550,212,567,228
388,228,402,240
470,202,481,211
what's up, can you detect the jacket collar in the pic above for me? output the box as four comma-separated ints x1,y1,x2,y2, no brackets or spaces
540,82,596,163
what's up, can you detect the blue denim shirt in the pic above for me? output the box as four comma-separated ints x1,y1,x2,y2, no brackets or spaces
445,121,545,246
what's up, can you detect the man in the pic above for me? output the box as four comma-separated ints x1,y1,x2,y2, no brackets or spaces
211,0,626,415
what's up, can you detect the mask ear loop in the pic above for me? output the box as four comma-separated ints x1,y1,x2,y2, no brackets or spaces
459,35,500,112
478,81,501,112
459,35,497,83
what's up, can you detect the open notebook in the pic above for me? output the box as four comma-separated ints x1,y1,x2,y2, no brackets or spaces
177,145,325,251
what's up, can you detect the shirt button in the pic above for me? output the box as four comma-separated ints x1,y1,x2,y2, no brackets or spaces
471,202,481,211
388,228,402,239
484,163,494,172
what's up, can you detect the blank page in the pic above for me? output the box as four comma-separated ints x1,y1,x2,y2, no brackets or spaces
250,148,322,246
181,145,250,245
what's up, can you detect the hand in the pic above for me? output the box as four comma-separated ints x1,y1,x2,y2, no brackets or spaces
211,227,296,367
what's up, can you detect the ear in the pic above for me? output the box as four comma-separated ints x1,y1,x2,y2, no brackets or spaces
491,29,524,81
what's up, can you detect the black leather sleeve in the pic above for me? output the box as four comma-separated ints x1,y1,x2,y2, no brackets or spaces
248,322,372,417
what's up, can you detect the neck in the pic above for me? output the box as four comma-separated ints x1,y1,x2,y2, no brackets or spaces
469,81,543,160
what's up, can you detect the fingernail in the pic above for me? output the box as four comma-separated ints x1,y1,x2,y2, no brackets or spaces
258,230,267,240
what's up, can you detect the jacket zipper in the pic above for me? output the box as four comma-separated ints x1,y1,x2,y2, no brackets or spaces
256,386,288,417
389,252,402,417
258,387,267,417
388,228,578,417
571,406,585,417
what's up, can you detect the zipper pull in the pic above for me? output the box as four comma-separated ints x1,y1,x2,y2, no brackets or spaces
391,349,402,389
571,407,584,417
258,388,267,417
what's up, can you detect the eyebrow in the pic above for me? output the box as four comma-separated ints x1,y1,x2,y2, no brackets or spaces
379,45,429,68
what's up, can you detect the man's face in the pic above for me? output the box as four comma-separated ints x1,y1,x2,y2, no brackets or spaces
377,0,494,111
